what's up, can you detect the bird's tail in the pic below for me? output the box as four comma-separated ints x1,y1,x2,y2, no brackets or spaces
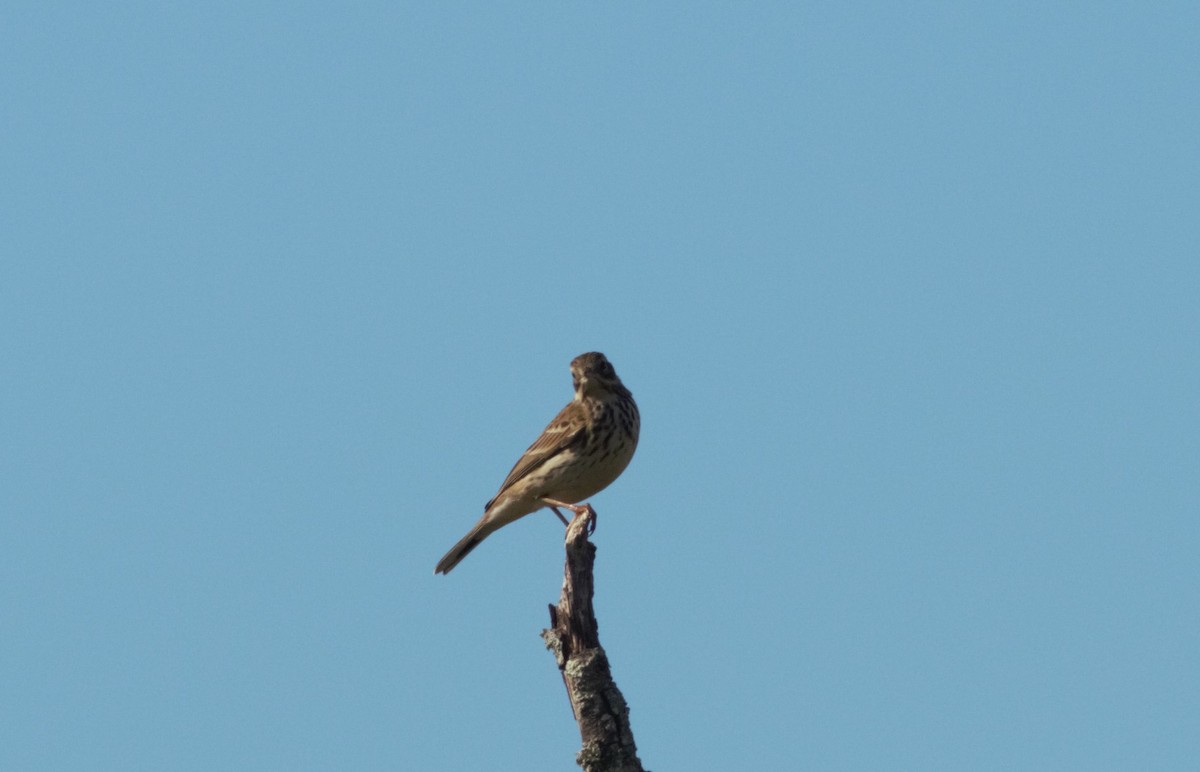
434,517,497,575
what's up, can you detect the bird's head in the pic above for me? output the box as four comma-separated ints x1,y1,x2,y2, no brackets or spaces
571,352,624,399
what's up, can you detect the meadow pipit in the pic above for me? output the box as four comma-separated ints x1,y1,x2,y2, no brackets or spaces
434,352,640,575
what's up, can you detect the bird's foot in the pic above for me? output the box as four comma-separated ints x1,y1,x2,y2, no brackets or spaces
541,498,597,534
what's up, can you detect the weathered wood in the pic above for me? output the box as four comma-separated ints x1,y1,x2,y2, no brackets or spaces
541,509,646,772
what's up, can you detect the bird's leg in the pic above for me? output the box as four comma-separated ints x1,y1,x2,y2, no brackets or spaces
548,506,570,527
540,498,597,535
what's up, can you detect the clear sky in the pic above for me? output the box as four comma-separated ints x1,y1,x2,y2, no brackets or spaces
3,3,1197,770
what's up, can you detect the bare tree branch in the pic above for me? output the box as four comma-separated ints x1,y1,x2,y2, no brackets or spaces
542,510,646,772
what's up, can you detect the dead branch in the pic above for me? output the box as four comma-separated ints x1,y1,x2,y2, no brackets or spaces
541,510,646,772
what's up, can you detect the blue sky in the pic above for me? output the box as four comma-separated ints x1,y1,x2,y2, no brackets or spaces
3,3,1197,770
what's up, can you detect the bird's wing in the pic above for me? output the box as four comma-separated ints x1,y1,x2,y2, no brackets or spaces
486,401,586,510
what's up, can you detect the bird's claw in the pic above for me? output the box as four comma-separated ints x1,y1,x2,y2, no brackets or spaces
542,498,597,535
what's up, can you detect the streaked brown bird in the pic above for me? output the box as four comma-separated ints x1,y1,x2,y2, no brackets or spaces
434,352,640,575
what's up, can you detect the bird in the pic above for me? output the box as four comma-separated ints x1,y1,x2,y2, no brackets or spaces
434,352,640,575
